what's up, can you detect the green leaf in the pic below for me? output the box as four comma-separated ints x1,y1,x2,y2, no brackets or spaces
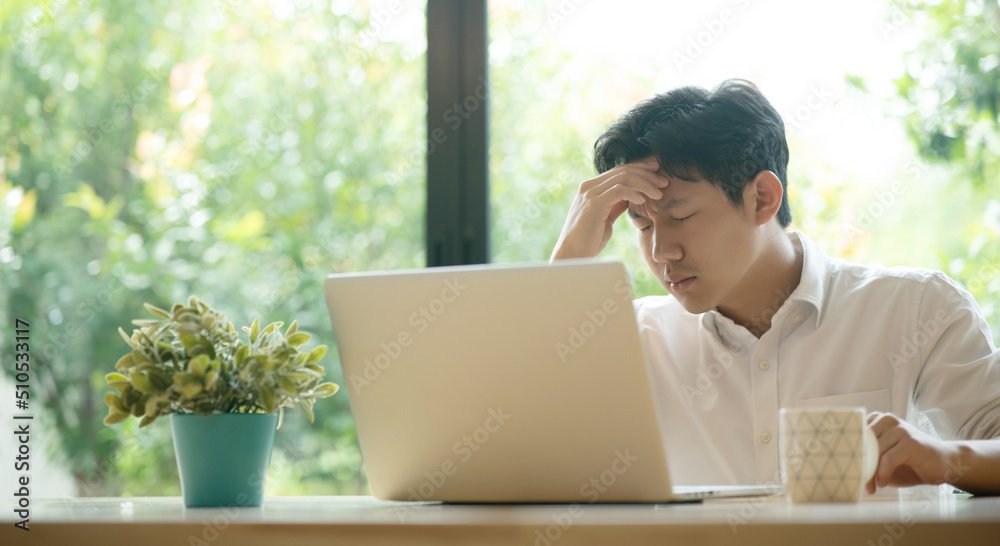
147,370,172,390
300,399,315,423
108,380,130,392
250,319,260,343
284,371,314,382
189,355,206,377
174,308,199,321
259,386,276,413
312,382,340,398
178,382,203,398
106,372,131,392
261,321,282,338
204,369,219,391
287,332,310,347
144,303,172,319
131,319,161,328
277,375,297,394
138,414,156,428
179,333,198,350
118,327,138,350
109,394,129,414
131,349,150,364
173,372,199,385
103,409,129,426
307,345,327,364
130,372,156,394
114,352,134,370
198,336,217,359
285,320,298,337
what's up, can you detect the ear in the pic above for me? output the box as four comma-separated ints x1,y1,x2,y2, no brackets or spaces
745,170,783,227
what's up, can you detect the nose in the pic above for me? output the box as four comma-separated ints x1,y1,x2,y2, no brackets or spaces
651,225,683,263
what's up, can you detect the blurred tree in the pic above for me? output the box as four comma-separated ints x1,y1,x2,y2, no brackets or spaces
887,0,1000,340
1,0,426,495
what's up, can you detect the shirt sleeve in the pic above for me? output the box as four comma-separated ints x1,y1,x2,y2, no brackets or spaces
913,272,1000,440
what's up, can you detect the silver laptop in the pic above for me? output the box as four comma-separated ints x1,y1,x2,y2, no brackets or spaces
324,260,781,503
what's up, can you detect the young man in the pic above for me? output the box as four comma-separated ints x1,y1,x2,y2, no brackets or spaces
550,79,1000,495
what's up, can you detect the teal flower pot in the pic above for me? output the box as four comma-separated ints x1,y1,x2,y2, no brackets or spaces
170,413,278,507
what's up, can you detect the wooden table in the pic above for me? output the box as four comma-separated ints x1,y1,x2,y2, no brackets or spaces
4,491,999,545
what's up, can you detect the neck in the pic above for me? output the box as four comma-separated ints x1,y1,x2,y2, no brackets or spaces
716,229,803,338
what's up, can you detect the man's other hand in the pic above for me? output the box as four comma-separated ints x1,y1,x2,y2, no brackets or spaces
866,411,963,494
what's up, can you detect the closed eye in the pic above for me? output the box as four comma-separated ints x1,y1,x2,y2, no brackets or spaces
671,213,695,222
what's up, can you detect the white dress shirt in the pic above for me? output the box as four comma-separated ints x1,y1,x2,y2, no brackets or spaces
634,230,1000,486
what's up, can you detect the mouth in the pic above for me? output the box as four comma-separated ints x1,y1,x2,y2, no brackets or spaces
667,276,696,293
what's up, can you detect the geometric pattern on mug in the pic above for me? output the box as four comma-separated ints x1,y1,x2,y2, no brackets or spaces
783,410,863,502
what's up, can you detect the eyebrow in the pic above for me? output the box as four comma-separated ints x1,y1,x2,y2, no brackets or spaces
628,197,690,219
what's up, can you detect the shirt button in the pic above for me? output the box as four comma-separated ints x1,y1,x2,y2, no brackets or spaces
795,313,803,322
761,432,772,443
758,360,770,371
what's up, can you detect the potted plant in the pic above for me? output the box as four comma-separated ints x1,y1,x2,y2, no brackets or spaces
103,296,339,507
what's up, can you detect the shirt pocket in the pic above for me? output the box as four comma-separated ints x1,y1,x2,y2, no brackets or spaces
792,388,891,414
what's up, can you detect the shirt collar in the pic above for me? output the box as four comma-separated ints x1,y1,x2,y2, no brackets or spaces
785,230,828,328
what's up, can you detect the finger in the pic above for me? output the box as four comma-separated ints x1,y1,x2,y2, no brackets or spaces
627,156,660,169
868,412,900,437
624,164,671,187
581,163,669,195
874,425,917,487
873,423,906,453
877,441,918,488
590,172,655,201
869,421,904,488
597,182,649,208
591,170,666,201
609,163,670,189
607,199,629,225
580,159,660,191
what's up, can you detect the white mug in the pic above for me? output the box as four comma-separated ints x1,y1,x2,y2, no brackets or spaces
779,406,880,502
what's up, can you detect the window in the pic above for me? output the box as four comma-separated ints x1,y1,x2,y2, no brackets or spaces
487,0,991,303
1,0,426,496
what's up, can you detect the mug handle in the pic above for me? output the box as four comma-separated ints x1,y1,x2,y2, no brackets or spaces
863,425,880,485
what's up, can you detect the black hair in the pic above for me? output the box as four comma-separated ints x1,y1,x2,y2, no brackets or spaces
593,79,791,227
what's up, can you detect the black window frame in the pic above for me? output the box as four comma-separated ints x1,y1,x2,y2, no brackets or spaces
426,0,489,266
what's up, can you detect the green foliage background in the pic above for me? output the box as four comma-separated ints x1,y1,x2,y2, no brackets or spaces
0,0,997,496
1,0,425,495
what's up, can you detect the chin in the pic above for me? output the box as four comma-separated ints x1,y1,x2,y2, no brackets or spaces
669,291,715,315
